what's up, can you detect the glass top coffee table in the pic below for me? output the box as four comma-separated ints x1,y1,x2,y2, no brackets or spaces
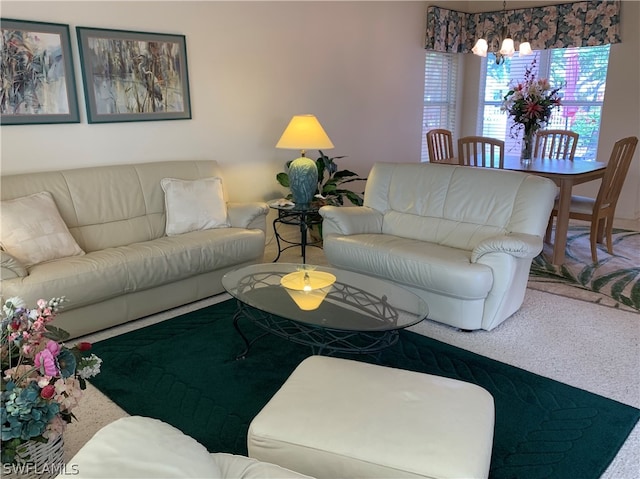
222,263,428,359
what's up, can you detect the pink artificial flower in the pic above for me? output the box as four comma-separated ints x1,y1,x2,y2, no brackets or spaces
34,347,60,377
32,319,46,332
36,299,47,309
524,101,543,119
45,339,61,356
21,344,34,356
41,384,56,399
54,378,83,411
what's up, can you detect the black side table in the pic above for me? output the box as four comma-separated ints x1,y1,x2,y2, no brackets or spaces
270,204,322,263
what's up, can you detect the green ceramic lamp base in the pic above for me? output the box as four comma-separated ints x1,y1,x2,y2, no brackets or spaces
288,155,318,207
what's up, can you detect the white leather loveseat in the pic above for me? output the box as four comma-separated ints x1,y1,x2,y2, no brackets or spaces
319,162,557,331
1,160,268,338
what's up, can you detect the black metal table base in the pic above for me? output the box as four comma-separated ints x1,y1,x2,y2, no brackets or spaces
272,209,322,264
232,300,398,360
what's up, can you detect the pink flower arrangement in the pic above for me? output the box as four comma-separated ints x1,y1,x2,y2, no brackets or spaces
501,58,563,138
1,297,102,464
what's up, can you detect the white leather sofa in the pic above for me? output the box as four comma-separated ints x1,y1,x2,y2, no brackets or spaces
1,160,268,338
56,416,313,478
319,162,557,331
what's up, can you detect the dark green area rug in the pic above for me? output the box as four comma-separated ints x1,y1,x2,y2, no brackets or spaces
529,226,640,312
90,300,639,479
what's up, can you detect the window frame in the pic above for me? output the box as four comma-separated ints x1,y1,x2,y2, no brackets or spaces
476,45,610,160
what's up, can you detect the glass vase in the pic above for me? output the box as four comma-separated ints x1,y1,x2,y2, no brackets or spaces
521,131,535,166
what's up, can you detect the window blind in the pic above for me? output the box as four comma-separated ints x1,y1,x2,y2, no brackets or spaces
422,52,458,162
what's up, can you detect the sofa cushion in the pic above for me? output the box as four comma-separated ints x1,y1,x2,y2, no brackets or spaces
0,191,85,267
161,177,230,236
323,234,494,300
2,228,265,310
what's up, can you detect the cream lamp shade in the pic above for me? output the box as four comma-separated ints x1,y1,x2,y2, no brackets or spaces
280,270,336,311
276,114,335,151
276,114,334,206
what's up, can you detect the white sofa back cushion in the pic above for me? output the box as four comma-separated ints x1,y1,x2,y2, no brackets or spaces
365,162,555,250
1,161,226,253
0,191,85,267
161,177,230,235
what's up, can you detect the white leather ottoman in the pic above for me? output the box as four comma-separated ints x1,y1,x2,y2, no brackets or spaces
248,356,495,479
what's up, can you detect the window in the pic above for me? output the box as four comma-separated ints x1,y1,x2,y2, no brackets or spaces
421,52,458,162
477,45,610,159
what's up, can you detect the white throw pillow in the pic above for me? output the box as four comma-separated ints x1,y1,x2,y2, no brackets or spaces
161,177,230,236
0,191,85,268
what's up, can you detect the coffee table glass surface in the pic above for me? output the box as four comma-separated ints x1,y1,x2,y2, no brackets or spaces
222,263,428,357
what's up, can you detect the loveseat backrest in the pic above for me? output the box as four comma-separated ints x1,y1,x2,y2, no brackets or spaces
1,160,223,253
364,162,556,251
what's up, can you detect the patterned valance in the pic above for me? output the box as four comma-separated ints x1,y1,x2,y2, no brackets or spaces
426,0,621,53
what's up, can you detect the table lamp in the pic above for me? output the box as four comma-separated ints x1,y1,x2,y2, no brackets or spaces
276,114,334,206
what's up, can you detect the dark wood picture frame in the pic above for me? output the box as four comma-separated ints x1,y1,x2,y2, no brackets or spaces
76,26,191,123
1,18,80,125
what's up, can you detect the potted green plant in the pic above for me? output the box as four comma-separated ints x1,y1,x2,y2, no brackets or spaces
276,151,366,240
276,151,365,207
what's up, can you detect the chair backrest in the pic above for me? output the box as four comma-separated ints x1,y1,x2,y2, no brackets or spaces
594,136,638,212
426,129,454,162
534,130,579,160
457,136,504,168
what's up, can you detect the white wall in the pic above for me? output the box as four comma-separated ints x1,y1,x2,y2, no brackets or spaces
2,0,638,220
1,1,428,203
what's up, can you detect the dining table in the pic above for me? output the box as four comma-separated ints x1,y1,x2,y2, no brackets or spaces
442,156,607,265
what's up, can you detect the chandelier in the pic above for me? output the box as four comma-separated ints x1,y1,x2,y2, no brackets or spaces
472,1,532,65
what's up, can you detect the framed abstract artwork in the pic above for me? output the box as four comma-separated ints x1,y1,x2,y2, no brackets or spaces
0,19,80,125
76,27,191,123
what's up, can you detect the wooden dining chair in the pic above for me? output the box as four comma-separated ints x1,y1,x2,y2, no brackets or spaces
457,136,504,168
545,136,638,263
426,129,454,162
534,130,579,160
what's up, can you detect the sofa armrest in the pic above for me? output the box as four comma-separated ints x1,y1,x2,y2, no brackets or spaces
1,250,27,279
471,233,543,263
227,202,269,231
319,206,383,236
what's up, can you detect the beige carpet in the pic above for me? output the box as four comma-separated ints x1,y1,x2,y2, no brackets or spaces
65,226,639,478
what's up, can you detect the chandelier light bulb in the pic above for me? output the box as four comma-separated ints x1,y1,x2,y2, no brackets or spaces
499,38,515,56
472,38,489,57
519,42,533,56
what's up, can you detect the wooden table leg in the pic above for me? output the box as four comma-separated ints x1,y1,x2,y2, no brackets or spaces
552,179,573,265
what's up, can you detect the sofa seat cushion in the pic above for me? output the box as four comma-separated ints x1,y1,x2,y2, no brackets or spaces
3,228,265,309
323,234,493,300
